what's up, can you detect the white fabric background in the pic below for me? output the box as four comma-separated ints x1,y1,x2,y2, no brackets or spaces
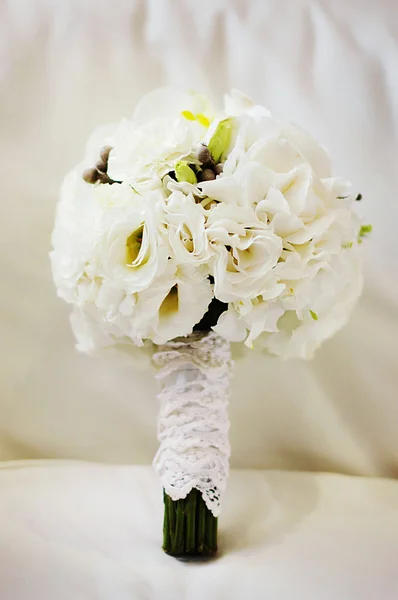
1,462,398,600
0,0,397,476
1,2,398,597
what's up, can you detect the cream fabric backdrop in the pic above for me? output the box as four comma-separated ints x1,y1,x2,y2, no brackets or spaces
1,462,398,600
1,0,397,474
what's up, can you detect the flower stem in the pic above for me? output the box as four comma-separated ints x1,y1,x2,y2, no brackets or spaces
163,489,218,557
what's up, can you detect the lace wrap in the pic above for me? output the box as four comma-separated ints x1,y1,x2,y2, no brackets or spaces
152,331,232,517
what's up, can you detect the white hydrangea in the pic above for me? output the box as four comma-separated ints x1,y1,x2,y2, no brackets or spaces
51,87,364,359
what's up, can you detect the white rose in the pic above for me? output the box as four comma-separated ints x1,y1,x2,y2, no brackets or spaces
131,87,214,127
96,189,168,294
198,133,318,215
206,204,282,302
213,298,284,347
199,160,274,208
70,303,153,369
93,181,139,209
107,118,197,187
225,247,361,358
164,190,212,264
214,245,362,358
70,305,115,354
107,89,214,187
71,278,144,351
224,90,331,179
133,263,213,344
50,168,102,303
224,89,272,120
94,281,144,345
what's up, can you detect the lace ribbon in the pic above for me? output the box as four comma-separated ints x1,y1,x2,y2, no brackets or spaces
152,331,233,517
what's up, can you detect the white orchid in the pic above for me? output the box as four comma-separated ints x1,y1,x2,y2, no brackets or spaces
51,88,365,357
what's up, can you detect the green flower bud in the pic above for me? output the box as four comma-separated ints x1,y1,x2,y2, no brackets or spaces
359,224,372,237
208,119,233,163
175,161,197,185
358,224,372,243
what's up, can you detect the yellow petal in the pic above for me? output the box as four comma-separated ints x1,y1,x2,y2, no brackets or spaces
195,113,210,127
181,110,195,121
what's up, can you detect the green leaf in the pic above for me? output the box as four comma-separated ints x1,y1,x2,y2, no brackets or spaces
174,161,197,185
309,310,318,321
208,118,233,163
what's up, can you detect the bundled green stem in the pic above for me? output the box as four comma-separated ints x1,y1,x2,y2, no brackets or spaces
163,489,218,557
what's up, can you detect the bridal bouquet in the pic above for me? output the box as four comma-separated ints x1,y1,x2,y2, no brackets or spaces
51,88,368,557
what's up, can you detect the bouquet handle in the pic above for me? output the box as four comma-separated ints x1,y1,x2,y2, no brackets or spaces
153,331,232,557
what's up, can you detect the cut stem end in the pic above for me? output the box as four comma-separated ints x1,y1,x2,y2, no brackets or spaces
163,489,218,557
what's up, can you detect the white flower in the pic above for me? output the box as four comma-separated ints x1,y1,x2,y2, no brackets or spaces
70,305,115,354
50,169,102,304
164,190,212,264
94,181,138,209
107,89,214,188
51,87,364,359
214,298,284,346
199,160,273,208
206,204,283,302
70,303,153,369
71,262,212,349
223,90,331,178
96,188,168,294
107,118,197,187
224,89,257,116
264,249,363,358
215,246,362,358
133,263,213,344
132,87,214,127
